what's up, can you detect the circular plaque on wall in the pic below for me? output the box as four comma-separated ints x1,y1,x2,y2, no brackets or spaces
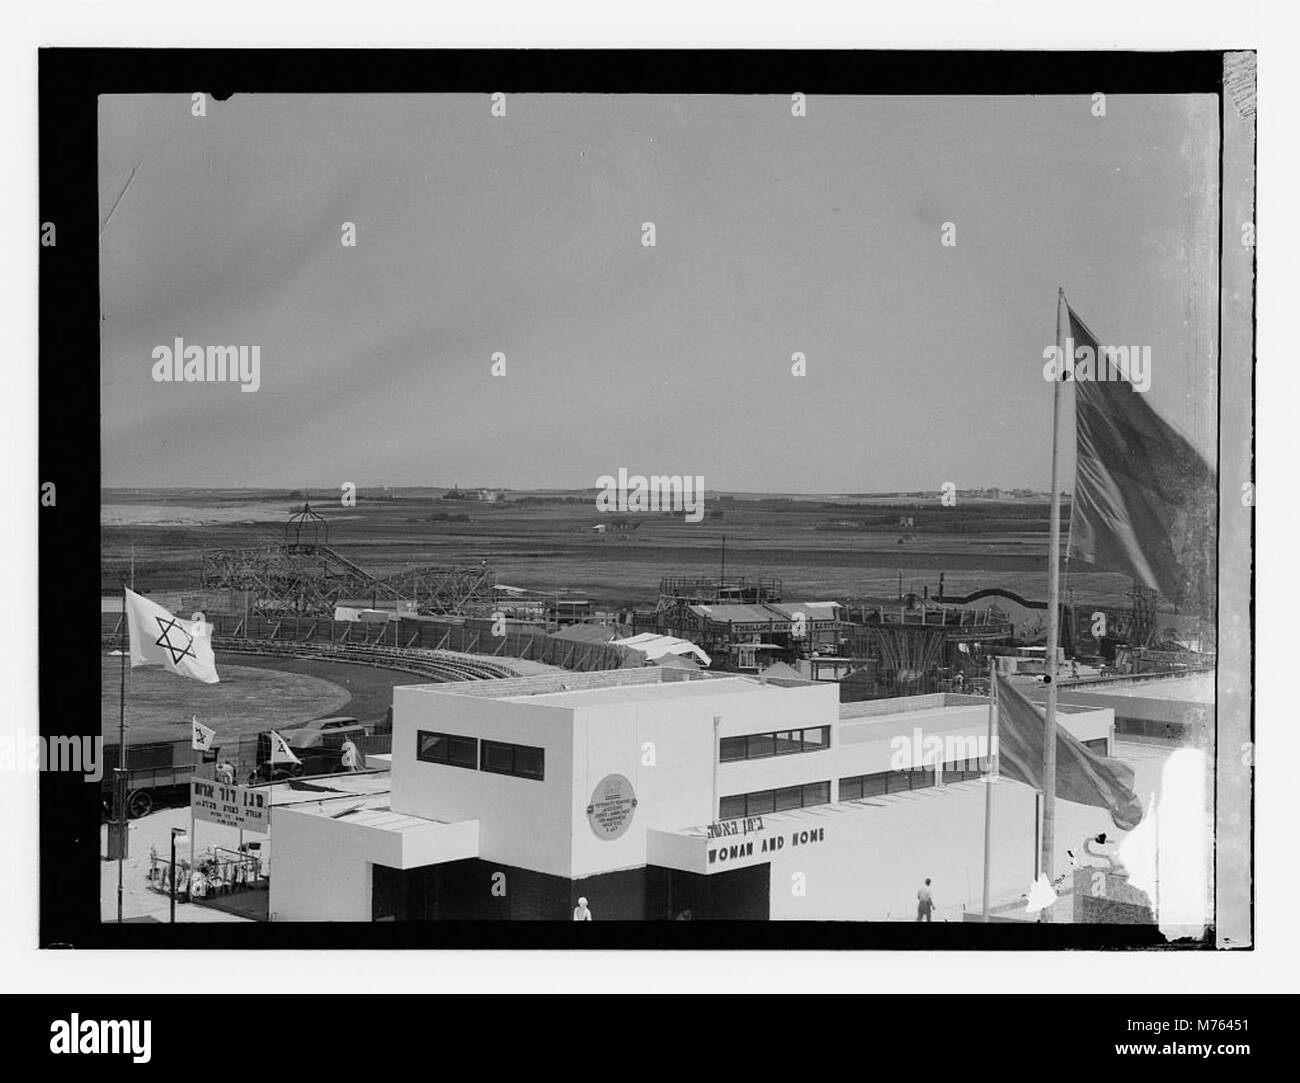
586,773,638,840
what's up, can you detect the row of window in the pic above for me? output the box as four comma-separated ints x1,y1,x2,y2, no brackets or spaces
718,780,831,820
837,738,1109,802
838,768,937,801
719,725,830,763
840,761,986,799
416,730,545,781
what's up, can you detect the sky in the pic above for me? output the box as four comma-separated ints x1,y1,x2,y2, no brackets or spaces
99,92,1220,492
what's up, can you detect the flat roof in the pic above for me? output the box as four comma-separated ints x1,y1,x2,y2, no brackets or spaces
398,667,672,699
279,791,454,832
503,675,773,707
259,771,394,808
838,704,989,744
1072,673,1214,704
688,603,788,623
837,699,1103,744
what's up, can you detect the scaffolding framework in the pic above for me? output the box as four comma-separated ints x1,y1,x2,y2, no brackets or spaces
201,544,495,617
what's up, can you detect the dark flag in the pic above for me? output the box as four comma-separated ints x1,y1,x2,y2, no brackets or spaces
995,674,1144,831
1064,306,1216,607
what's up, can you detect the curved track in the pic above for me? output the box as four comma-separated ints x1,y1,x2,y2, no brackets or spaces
210,637,520,682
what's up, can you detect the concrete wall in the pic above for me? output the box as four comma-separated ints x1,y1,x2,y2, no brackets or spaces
765,780,1115,921
270,808,374,921
715,684,841,800
390,688,576,878
569,699,715,879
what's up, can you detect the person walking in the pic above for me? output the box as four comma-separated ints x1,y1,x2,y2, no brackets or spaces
916,878,935,922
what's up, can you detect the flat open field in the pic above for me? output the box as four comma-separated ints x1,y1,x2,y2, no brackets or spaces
101,657,352,745
101,487,1138,610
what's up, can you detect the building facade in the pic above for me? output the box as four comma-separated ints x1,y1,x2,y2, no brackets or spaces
271,670,1117,921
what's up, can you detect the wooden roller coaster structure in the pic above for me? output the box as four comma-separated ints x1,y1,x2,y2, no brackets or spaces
200,502,496,618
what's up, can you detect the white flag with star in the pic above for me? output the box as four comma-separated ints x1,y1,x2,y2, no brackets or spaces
124,588,220,684
192,716,217,751
268,730,301,765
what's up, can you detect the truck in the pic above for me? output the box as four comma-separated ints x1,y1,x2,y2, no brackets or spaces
251,717,369,782
101,738,214,819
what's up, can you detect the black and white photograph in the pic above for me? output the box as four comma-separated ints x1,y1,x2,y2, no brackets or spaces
85,68,1248,934
3,0,1292,1036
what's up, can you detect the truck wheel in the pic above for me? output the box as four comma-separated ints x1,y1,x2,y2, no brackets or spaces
127,790,153,819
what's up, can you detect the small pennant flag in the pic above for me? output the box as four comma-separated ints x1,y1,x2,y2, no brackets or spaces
192,716,216,752
268,730,301,765
124,588,219,684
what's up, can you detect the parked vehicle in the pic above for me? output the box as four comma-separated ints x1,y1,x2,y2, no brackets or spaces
101,739,215,819
252,718,368,781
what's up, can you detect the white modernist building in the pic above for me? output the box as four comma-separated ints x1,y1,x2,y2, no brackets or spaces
271,668,1119,921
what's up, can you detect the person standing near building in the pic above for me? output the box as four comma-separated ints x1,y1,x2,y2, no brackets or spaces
573,896,592,921
916,878,935,922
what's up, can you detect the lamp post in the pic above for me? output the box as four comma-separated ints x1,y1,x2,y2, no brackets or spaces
169,826,187,923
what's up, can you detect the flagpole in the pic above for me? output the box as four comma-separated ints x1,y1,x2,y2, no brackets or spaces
188,803,196,910
981,655,997,920
116,580,128,924
1042,287,1069,893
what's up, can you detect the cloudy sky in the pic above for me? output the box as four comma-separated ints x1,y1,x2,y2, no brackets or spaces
99,92,1219,492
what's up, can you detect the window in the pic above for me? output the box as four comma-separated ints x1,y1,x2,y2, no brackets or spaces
416,730,478,770
840,771,891,799
481,741,513,774
862,773,888,797
887,770,913,793
480,739,546,781
774,786,803,811
720,781,832,820
802,781,830,807
910,766,935,789
718,794,746,820
513,744,546,780
942,761,983,783
719,736,747,762
719,725,831,762
801,726,830,751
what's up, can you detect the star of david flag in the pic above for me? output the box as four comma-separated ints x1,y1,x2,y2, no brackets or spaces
123,588,220,684
192,716,217,751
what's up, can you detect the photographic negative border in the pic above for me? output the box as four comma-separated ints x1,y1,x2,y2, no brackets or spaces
39,47,1251,949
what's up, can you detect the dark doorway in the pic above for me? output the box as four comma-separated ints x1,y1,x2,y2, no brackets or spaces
648,864,770,920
